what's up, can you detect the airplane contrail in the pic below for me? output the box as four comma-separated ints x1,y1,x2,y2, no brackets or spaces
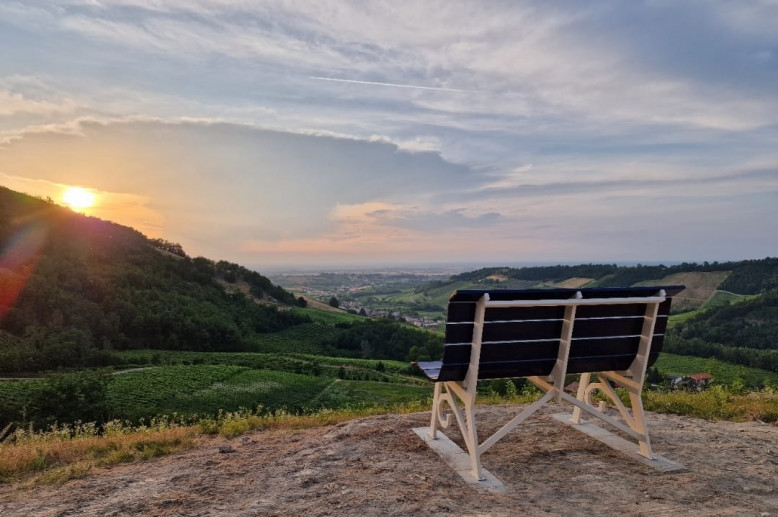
310,76,470,92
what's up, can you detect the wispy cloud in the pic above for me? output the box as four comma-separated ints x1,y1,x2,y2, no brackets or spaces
310,76,471,93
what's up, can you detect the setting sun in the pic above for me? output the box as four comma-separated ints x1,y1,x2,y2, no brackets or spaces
62,187,95,210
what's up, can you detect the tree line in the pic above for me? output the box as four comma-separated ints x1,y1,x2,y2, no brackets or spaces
445,259,778,294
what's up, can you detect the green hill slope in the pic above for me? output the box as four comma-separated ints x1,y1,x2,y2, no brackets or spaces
0,187,307,373
666,289,778,372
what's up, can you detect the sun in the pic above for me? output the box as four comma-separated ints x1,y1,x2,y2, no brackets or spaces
62,187,95,210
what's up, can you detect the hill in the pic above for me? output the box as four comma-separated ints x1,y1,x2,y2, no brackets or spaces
1,405,776,515
666,289,778,373
0,187,312,374
442,260,778,305
0,186,446,431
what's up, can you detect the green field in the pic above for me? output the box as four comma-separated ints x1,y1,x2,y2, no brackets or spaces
654,353,778,387
5,346,776,430
312,379,432,407
0,350,430,425
247,321,340,354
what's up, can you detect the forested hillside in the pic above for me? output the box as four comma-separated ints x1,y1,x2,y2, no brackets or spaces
448,260,778,294
0,187,307,373
666,289,778,372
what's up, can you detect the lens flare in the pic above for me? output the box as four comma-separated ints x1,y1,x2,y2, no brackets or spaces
63,187,95,210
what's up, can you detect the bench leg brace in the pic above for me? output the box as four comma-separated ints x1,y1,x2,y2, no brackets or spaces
570,372,654,458
429,381,560,481
429,381,484,480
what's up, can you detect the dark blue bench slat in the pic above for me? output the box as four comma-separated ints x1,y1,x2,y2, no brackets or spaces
449,286,684,303
446,302,477,323
438,335,665,370
425,334,664,381
446,315,668,345
576,300,672,318
446,300,673,327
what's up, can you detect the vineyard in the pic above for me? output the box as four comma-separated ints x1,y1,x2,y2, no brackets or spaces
248,322,341,355
0,351,433,429
312,379,432,407
106,363,429,421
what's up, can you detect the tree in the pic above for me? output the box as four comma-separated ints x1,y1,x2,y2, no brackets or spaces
26,370,112,429
329,296,339,308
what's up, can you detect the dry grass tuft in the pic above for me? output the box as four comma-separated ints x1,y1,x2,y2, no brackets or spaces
0,423,196,486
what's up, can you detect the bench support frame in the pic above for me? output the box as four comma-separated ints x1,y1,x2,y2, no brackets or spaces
427,291,665,481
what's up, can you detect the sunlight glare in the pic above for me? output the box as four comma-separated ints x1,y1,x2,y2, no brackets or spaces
62,187,95,210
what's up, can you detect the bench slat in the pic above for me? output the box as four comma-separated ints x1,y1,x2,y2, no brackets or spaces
447,300,673,325
446,315,668,344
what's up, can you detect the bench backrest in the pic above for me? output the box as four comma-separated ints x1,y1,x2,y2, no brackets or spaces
437,286,684,382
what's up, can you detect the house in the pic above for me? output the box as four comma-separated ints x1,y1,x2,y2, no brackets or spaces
689,373,713,388
671,373,713,390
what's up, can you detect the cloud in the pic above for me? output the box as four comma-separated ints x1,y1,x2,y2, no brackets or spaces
2,2,778,265
0,117,482,255
0,90,76,117
7,1,777,133
309,76,471,93
463,167,778,203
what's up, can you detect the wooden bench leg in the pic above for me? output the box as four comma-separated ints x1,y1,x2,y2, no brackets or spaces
429,382,443,439
629,390,653,458
571,372,591,424
462,393,483,481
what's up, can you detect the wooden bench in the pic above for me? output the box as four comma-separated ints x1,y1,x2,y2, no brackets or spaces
416,285,685,482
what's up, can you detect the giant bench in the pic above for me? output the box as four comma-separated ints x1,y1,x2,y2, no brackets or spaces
415,285,685,482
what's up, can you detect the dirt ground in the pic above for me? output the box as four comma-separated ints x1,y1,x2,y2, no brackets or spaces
1,404,777,516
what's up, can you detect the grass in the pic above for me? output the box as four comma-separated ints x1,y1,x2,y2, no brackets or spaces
644,387,778,423
0,419,196,485
654,353,778,387
312,379,432,407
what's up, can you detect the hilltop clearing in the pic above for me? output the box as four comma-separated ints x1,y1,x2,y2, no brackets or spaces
2,404,776,516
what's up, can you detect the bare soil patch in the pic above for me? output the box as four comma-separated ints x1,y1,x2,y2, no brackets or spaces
551,278,594,289
2,404,776,516
637,271,731,311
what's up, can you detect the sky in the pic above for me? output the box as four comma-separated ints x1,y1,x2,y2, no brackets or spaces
1,1,777,269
